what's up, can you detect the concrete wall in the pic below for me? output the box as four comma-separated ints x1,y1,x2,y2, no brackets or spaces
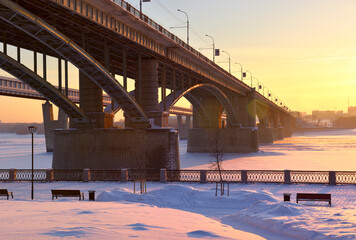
42,101,67,152
187,128,258,153
177,115,191,140
52,128,180,170
273,127,284,140
258,127,274,144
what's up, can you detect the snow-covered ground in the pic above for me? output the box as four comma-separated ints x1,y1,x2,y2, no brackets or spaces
0,129,355,239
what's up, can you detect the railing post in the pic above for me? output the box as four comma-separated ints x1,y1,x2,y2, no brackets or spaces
121,169,128,182
200,170,207,183
46,168,53,182
241,170,248,183
284,170,291,184
329,171,336,185
83,168,90,182
160,168,167,182
9,169,16,182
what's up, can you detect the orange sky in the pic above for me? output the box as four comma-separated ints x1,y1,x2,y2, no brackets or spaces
1,0,356,122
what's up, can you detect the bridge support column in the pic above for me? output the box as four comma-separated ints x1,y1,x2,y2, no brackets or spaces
193,96,222,128
237,89,256,128
177,115,191,139
132,58,167,127
42,101,68,152
273,127,284,140
282,115,293,137
79,73,113,128
52,128,180,170
187,128,258,153
258,125,274,144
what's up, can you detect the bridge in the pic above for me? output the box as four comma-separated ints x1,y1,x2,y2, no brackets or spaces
0,75,195,142
0,76,193,115
0,0,296,170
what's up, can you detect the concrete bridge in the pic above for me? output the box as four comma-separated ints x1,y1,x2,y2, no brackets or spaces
0,0,296,170
0,75,195,144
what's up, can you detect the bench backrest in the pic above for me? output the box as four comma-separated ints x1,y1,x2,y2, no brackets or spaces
0,189,8,194
51,190,81,196
297,193,331,200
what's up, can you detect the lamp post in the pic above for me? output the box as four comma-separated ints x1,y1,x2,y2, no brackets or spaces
177,9,190,45
205,34,215,62
222,50,231,74
235,62,243,82
245,70,253,87
139,0,150,16
28,126,37,200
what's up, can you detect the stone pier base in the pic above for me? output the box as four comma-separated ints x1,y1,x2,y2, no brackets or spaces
258,127,274,144
273,127,284,140
187,128,258,153
42,101,68,152
177,115,191,140
283,127,293,138
52,128,180,170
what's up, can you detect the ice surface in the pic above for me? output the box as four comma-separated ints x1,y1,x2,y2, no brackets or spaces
0,130,355,239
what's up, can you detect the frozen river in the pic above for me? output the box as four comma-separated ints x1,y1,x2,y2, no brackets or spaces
0,129,355,239
1,128,356,170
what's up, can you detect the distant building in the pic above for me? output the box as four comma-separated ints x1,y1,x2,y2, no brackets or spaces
312,110,343,121
334,116,356,128
348,106,356,116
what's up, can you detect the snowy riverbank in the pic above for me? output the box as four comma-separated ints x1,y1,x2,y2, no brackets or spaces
0,129,355,239
0,181,355,239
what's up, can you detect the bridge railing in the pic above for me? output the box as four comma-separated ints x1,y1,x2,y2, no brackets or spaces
110,1,243,85
1,169,355,184
109,0,292,114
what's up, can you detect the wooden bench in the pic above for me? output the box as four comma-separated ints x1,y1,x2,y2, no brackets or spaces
51,190,84,200
296,193,331,206
0,189,13,200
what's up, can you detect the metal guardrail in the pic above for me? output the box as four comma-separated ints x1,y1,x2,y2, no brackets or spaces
1,169,355,185
52,0,291,113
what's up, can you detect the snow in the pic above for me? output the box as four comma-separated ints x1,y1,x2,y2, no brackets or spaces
0,129,355,239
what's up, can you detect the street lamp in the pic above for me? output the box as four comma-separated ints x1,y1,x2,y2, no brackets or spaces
139,0,150,17
28,126,37,200
222,50,231,74
205,34,215,62
177,9,190,45
245,70,253,87
235,62,243,82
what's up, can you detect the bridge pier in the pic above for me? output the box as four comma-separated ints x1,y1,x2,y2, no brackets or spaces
188,88,259,153
42,101,67,152
258,126,274,144
135,58,168,127
273,127,284,140
237,89,257,128
187,128,258,153
52,128,179,169
281,115,293,137
80,73,113,128
177,115,191,140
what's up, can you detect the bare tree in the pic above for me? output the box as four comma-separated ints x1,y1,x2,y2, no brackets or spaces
210,129,225,196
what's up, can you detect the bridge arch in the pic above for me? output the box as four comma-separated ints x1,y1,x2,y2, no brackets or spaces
0,51,90,123
158,83,239,127
0,0,148,126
